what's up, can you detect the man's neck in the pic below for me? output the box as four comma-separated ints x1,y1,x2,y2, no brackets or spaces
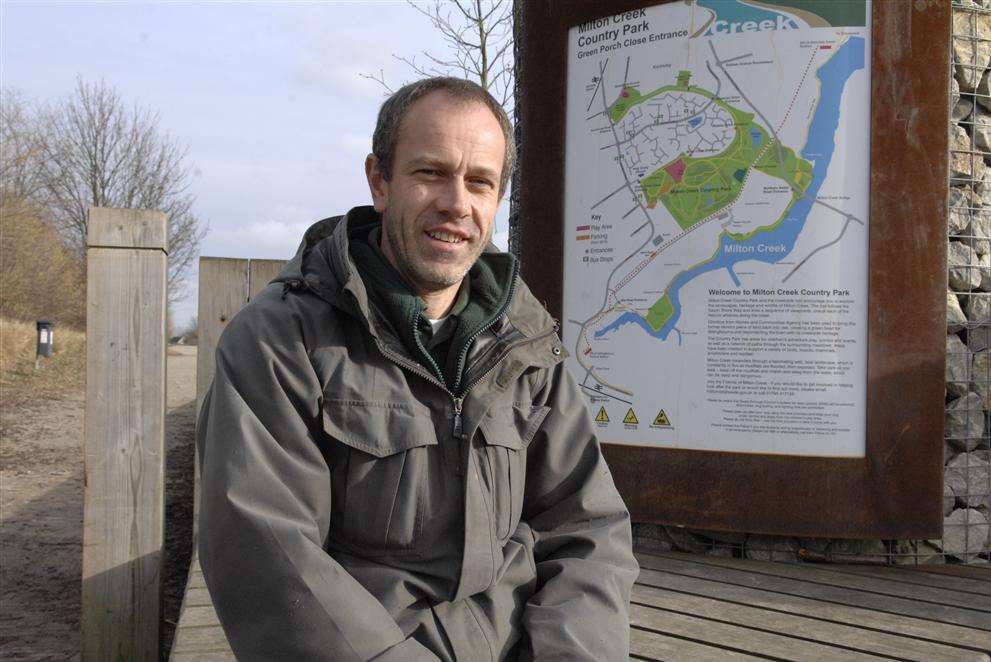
376,226,463,318
419,285,460,319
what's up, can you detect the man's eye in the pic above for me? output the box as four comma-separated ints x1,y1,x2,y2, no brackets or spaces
417,169,441,177
469,178,495,190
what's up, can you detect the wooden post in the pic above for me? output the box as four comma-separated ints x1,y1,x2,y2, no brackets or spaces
82,207,168,661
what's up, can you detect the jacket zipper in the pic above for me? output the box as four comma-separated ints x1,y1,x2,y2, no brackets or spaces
364,269,522,441
438,327,560,474
336,289,463,444
458,327,560,400
340,288,559,455
372,340,467,440
452,397,465,440
449,263,521,394
371,341,466,474
374,326,558,443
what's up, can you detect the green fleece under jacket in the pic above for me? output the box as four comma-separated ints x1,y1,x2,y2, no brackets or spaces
349,224,518,395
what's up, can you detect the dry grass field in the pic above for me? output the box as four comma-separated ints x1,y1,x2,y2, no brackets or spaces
0,318,86,402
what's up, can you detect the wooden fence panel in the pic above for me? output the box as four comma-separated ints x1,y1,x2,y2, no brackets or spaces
196,257,288,410
82,207,168,661
248,258,286,299
193,257,248,537
195,258,249,416
194,257,287,535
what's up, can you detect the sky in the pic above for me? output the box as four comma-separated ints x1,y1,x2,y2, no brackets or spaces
1,1,512,326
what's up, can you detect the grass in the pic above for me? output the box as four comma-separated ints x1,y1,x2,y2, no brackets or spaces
1,317,86,399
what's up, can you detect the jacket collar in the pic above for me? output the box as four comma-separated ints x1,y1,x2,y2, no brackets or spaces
274,206,561,347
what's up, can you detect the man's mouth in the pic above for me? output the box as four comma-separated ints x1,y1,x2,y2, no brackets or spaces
426,230,466,244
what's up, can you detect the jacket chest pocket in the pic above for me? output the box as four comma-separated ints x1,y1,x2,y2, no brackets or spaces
476,405,550,541
322,399,438,555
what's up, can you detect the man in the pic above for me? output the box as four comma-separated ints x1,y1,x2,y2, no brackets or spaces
197,77,638,662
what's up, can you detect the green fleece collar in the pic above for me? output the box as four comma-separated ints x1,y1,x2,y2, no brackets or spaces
348,220,517,395
446,248,516,393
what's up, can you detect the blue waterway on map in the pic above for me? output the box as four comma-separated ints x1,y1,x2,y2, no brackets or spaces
698,0,796,32
750,128,763,147
688,116,703,129
595,37,865,343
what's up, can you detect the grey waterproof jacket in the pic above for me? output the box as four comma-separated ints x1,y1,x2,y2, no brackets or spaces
197,207,638,661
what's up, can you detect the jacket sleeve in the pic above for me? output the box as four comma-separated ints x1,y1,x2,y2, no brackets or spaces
197,299,439,662
518,362,640,662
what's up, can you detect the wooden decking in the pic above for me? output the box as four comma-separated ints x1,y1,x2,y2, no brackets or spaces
170,549,991,661
631,551,991,661
169,554,231,661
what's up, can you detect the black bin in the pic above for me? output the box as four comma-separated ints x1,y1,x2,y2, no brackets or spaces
36,320,54,358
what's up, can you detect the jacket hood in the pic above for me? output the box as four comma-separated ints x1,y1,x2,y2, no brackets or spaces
273,206,560,341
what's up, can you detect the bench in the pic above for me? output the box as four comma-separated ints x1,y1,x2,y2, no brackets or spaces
171,546,991,660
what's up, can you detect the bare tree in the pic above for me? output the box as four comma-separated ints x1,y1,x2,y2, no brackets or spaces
1,89,45,204
362,0,515,114
34,79,206,303
175,314,198,345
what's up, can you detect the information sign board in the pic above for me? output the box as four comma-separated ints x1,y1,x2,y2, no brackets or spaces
517,0,949,538
562,1,871,457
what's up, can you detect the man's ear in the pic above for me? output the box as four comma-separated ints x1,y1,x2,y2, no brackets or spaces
365,154,388,214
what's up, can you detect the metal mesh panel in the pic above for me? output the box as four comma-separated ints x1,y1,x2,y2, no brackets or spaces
942,0,991,565
508,0,524,259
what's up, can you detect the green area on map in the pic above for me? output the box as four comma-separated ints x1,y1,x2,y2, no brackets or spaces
644,294,675,332
608,78,813,233
606,74,816,331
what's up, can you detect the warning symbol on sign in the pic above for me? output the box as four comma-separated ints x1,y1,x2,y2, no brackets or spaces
651,409,672,427
594,407,610,423
623,408,639,425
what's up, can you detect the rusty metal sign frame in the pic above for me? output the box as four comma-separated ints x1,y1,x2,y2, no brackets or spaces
516,0,949,539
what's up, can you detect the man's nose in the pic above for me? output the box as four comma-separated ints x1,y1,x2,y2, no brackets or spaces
437,179,471,218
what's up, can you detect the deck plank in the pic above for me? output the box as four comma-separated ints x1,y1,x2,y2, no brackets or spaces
632,582,988,661
171,625,233,652
631,603,890,660
630,627,764,661
638,552,991,631
909,565,991,583
177,605,229,629
168,554,233,660
186,569,207,590
635,564,991,652
648,551,991,612
169,652,237,661
823,564,991,597
180,586,213,606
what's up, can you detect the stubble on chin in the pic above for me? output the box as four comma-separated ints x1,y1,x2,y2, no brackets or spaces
382,214,468,292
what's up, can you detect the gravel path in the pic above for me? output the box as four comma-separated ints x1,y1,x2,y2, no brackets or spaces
0,345,198,661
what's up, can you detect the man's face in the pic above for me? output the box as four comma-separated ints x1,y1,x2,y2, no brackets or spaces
365,91,505,296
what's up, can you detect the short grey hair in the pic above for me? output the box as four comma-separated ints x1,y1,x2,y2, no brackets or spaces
372,77,515,197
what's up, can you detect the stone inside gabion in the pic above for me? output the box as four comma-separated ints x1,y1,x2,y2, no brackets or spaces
946,0,991,563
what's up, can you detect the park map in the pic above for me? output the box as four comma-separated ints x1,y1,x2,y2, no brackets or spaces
562,0,870,456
